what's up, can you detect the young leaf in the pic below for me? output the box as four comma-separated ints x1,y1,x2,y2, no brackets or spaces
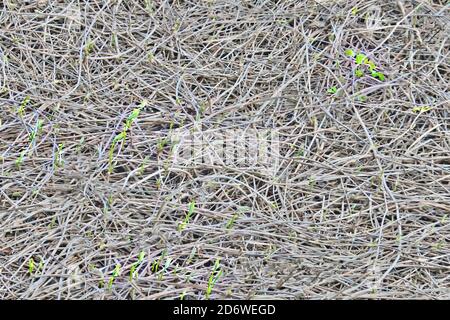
365,59,376,71
125,108,141,130
412,106,432,113
28,258,35,275
355,69,364,77
112,264,121,277
138,251,145,264
345,49,355,57
371,71,385,81
355,53,366,64
129,263,137,281
327,86,338,94
113,131,127,144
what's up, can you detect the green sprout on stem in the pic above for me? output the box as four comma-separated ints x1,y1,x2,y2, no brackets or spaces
226,213,239,230
156,137,167,154
17,96,30,118
28,258,35,275
178,201,196,232
365,58,376,71
327,86,337,94
137,156,149,175
111,32,118,48
16,151,25,168
38,259,44,272
29,119,44,143
108,264,121,290
186,247,196,265
155,178,162,190
355,53,366,65
147,52,154,63
84,39,95,56
158,257,172,281
108,131,126,172
108,101,147,173
129,251,145,281
205,258,222,299
355,69,364,77
371,71,385,81
144,0,154,14
124,108,141,131
345,49,355,57
412,106,432,113
55,143,64,167
346,49,385,81
151,249,167,279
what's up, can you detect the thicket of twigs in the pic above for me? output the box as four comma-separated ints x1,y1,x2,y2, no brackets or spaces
0,0,449,299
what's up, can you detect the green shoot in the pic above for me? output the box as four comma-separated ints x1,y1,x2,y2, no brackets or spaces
226,213,239,230
29,119,44,143
327,86,337,94
205,258,222,299
155,178,161,190
371,71,385,81
186,247,196,265
295,148,304,157
108,101,146,173
113,131,127,144
178,201,196,232
111,32,118,48
144,0,154,14
345,49,355,57
180,290,187,300
108,132,126,173
129,263,137,281
137,156,149,175
55,143,64,167
156,138,167,154
124,108,141,131
355,53,366,65
108,264,121,290
138,251,145,264
38,259,44,272
173,20,181,32
84,39,95,56
351,7,358,15
355,69,364,77
17,96,30,118
412,106,432,113
147,52,154,63
151,260,159,273
365,58,376,71
433,241,444,250
151,250,167,275
28,258,35,275
157,257,173,280
129,251,145,281
16,151,25,168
